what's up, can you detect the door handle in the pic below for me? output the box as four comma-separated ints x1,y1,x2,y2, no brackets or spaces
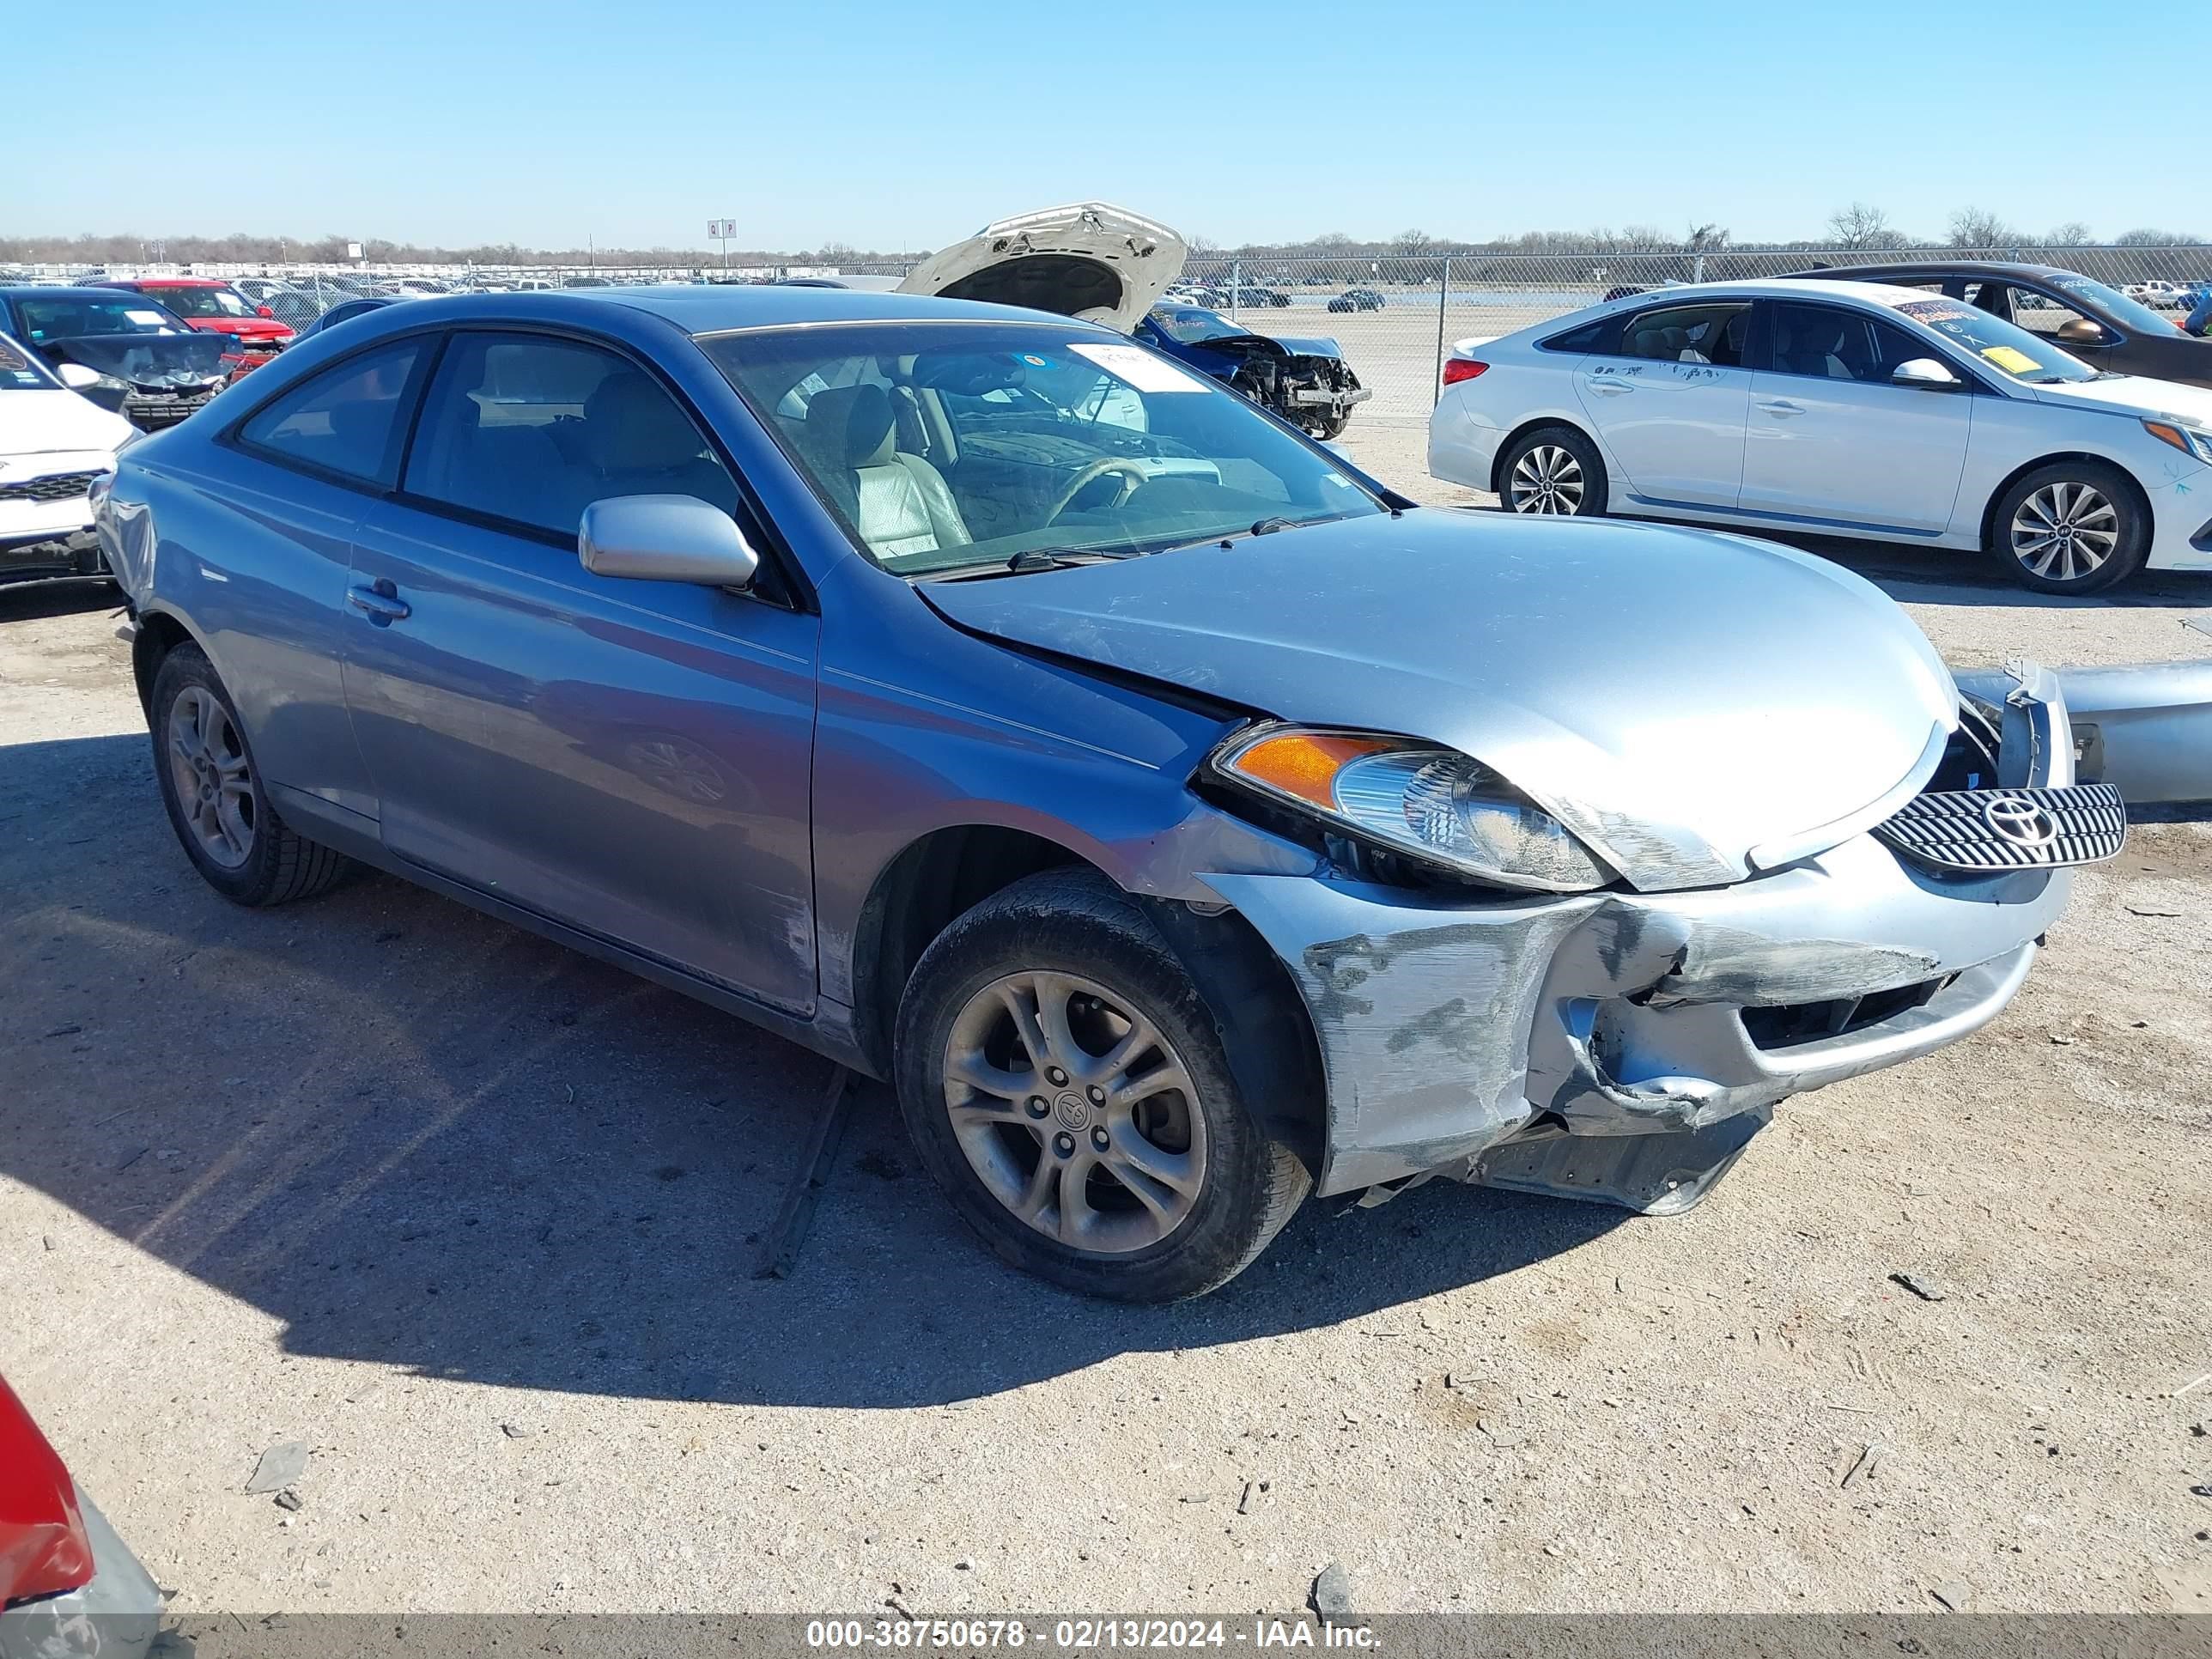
1756,399,1805,417
347,582,411,624
1585,379,1634,396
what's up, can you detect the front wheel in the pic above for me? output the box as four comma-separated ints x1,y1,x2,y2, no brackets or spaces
1498,425,1607,516
894,869,1310,1301
1305,409,1352,441
1988,462,2148,593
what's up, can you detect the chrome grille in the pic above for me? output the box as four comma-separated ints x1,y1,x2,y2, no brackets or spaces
1873,782,2125,872
0,471,100,503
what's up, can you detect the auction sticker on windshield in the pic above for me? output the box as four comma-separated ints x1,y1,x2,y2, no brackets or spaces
1893,298,1976,325
1978,344,2041,375
125,310,172,327
1069,343,1209,392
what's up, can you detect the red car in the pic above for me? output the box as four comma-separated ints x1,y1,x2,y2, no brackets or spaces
92,277,294,371
0,1377,161,1657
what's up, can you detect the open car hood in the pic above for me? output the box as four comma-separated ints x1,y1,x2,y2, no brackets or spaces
896,204,1188,334
44,332,231,388
923,513,1960,892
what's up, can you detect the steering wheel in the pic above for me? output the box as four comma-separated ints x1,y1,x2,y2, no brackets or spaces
1044,459,1150,525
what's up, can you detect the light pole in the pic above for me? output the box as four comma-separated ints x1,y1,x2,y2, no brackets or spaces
708,218,735,275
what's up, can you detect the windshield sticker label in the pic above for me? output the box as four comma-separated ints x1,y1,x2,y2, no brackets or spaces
125,309,170,326
1069,343,1208,392
1978,344,2040,374
1893,298,1975,325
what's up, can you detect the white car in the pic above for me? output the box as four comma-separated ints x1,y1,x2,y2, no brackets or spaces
1,334,136,588
1430,277,2212,593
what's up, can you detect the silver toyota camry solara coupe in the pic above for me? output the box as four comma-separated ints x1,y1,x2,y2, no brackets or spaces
93,284,2124,1300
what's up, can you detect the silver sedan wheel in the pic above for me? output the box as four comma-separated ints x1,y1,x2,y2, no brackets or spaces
2010,481,2118,583
167,685,256,868
941,970,1207,1254
1508,444,1585,514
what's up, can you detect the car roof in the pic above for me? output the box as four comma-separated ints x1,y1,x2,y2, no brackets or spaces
0,284,172,301
1601,276,1952,309
1781,259,2079,283
331,284,1120,334
100,276,224,287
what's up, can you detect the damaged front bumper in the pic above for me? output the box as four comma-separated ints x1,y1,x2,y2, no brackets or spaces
1200,672,2112,1209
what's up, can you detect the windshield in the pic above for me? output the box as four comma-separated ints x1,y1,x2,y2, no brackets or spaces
12,294,188,340
698,321,1383,576
141,285,252,319
1146,306,1250,346
2046,274,2179,336
1886,295,2099,384
0,336,60,390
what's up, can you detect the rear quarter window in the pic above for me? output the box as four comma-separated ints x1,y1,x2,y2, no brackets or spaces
1539,319,1609,353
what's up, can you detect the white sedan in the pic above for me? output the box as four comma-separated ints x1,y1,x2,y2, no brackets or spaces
1,334,137,590
1429,277,2212,593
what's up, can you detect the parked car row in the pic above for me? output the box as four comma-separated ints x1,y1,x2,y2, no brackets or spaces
1430,264,2212,593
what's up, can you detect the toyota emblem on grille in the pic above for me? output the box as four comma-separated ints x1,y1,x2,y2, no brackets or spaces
1982,796,2058,849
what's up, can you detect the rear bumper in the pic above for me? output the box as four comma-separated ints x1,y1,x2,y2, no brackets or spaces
0,531,107,586
0,1492,161,1659
1426,395,1504,490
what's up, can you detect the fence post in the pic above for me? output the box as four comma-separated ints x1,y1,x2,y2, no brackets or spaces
1231,258,1242,316
1433,255,1451,406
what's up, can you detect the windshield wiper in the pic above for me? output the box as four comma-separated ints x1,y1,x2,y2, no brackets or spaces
917,547,1136,582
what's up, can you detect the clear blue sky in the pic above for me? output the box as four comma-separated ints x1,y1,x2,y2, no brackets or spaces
16,0,2199,252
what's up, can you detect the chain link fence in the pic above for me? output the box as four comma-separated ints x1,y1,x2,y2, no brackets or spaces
10,244,2205,425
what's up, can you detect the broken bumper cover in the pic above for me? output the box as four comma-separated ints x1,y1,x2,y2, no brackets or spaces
1287,385,1373,408
1200,675,2105,1206
0,1492,162,1659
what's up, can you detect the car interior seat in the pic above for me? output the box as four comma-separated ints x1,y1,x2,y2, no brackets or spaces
801,383,970,560
580,373,738,514
1778,313,1856,380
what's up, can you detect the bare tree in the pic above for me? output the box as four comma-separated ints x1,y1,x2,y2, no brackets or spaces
1948,207,2022,248
1308,231,1357,251
1826,203,1895,249
2114,227,2206,246
2042,222,2094,246
1389,228,1435,256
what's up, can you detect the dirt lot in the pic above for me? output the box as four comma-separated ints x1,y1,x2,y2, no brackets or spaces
4,431,2210,1620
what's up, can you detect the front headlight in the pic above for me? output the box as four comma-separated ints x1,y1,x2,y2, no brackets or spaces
1209,725,1615,892
2143,419,2212,464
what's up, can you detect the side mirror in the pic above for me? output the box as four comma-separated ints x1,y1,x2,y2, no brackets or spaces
57,362,108,391
1892,357,1962,390
2055,318,2108,346
257,304,276,319
579,495,759,588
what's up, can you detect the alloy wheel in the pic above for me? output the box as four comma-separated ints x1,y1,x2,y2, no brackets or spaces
1509,444,1585,514
940,970,1207,1254
167,685,256,868
2009,481,2118,583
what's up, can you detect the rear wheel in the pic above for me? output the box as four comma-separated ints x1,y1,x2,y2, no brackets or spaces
894,868,1309,1301
1498,425,1607,517
149,644,351,906
1988,461,2148,593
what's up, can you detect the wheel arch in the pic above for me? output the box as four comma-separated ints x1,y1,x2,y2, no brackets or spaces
854,825,1327,1176
1977,450,2154,553
1488,414,1602,498
129,606,203,723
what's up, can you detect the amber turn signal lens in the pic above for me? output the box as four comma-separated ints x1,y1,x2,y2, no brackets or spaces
1230,732,1395,808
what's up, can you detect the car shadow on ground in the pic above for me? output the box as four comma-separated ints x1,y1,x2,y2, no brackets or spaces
0,579,123,623
1802,538,2212,614
3,732,1626,1411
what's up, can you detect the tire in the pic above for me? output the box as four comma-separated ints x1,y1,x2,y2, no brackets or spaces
1497,424,1607,516
149,642,351,906
1306,409,1352,441
1987,461,2148,594
894,867,1310,1302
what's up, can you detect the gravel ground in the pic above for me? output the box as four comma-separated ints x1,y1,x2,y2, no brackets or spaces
3,434,2209,1620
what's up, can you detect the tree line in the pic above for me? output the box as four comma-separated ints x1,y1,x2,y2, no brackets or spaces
3,208,2203,270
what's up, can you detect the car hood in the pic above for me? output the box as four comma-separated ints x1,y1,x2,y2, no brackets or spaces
2029,372,2212,424
0,387,134,458
187,316,293,342
43,332,231,387
922,512,1959,891
896,203,1188,334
